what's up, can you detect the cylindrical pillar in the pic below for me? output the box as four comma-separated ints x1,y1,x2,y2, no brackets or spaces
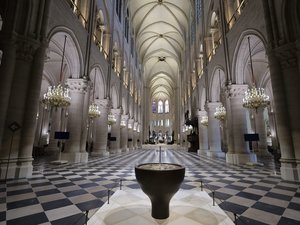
110,108,122,154
267,51,297,180
128,119,134,150
197,110,209,155
93,99,109,156
226,85,257,164
80,82,90,156
62,79,88,163
206,102,224,157
133,121,138,149
0,39,16,150
120,115,129,152
255,108,272,158
0,40,40,179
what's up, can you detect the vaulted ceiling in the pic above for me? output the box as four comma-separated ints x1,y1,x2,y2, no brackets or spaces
129,0,192,100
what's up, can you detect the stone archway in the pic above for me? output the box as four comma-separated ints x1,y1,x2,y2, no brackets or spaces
35,30,83,162
227,31,272,163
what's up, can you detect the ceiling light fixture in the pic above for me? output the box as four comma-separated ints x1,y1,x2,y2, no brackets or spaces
88,68,101,119
214,69,226,121
242,36,270,111
42,35,71,108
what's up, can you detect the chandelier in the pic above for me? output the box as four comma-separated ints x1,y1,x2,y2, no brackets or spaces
200,115,208,126
214,69,226,121
88,68,101,119
137,124,141,133
120,119,126,128
88,102,101,119
108,113,116,125
133,122,137,131
242,36,270,111
42,35,71,108
214,104,226,121
243,87,270,110
42,84,71,107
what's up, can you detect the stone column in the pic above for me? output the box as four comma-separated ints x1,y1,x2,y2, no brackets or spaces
102,33,110,59
268,110,279,151
80,83,90,160
0,38,16,151
197,110,209,155
182,127,188,149
137,123,142,148
17,44,48,178
224,0,235,26
45,107,61,152
133,121,138,149
210,28,217,55
120,114,129,152
268,50,297,181
92,99,109,156
255,108,272,158
109,108,122,154
206,102,224,157
62,79,88,163
0,40,44,179
226,85,257,164
37,105,50,147
128,118,134,150
34,104,44,147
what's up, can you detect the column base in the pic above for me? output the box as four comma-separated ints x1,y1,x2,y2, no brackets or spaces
280,159,300,181
109,149,122,154
226,152,257,165
91,151,110,157
197,149,208,155
45,146,59,153
0,157,33,179
207,151,225,158
80,152,89,163
61,152,88,163
121,148,129,152
255,148,273,158
45,140,59,152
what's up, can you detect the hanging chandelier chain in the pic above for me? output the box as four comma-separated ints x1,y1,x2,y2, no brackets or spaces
88,68,101,119
218,69,221,91
242,36,270,111
60,35,67,83
93,68,96,100
247,36,255,86
42,35,71,108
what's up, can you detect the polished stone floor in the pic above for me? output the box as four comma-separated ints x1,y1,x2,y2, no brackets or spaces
88,189,235,225
1,148,300,225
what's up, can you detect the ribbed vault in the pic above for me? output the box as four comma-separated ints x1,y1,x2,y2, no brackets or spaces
129,0,192,100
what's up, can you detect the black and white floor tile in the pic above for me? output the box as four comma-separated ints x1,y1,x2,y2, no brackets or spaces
1,148,300,225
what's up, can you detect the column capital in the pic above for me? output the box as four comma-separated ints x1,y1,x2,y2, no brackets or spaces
227,84,248,98
206,102,222,110
111,108,122,116
66,78,88,93
274,43,298,69
121,114,129,120
95,99,110,110
16,38,39,62
128,118,134,124
197,110,207,117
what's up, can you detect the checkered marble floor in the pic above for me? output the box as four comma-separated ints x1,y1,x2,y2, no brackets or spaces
1,148,300,225
88,189,235,225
